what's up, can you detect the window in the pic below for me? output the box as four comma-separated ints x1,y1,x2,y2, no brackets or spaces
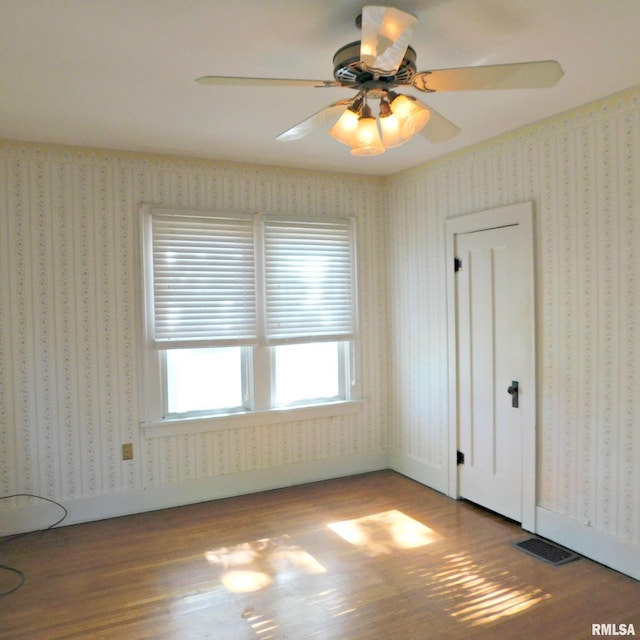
141,207,357,426
165,347,244,414
272,341,343,406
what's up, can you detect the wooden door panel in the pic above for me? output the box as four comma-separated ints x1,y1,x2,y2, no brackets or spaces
456,225,524,521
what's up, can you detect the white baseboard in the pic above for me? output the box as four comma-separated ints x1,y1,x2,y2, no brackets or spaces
536,507,640,581
0,451,388,536
389,452,448,495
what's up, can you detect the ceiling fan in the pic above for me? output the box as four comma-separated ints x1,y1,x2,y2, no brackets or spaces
196,5,563,155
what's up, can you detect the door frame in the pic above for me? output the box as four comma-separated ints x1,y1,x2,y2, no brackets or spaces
445,201,537,532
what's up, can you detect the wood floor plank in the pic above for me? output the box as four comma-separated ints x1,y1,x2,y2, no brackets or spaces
0,471,638,639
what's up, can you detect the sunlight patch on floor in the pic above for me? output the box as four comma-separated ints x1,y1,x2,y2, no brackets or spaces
205,535,326,594
327,509,442,557
413,552,551,626
241,607,280,639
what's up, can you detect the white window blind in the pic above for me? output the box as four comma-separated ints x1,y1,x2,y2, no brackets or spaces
263,216,355,345
151,210,257,348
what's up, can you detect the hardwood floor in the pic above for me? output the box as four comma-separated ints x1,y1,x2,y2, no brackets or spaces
0,471,638,639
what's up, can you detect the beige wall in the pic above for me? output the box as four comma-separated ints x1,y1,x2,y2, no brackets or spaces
0,151,389,528
386,85,640,578
1,83,639,579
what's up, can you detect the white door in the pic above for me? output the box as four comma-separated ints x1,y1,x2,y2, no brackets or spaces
447,203,536,528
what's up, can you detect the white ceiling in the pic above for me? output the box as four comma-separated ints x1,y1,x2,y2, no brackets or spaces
1,0,639,177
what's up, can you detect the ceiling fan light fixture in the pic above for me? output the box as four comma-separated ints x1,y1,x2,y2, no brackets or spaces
199,7,563,154
350,103,385,156
408,100,431,133
329,108,360,146
329,97,364,147
389,92,430,134
378,98,413,148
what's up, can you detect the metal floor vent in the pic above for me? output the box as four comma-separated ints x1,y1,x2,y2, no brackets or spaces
514,537,580,566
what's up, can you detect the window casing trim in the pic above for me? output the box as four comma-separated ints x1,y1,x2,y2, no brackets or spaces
141,399,364,439
139,204,360,431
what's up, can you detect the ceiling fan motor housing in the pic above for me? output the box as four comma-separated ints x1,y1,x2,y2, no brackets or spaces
332,41,417,93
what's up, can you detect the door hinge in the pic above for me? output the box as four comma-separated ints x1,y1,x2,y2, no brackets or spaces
454,257,462,272
456,450,465,465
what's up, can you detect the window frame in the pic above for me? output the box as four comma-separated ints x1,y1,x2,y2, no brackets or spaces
268,340,350,409
162,345,250,418
139,204,360,435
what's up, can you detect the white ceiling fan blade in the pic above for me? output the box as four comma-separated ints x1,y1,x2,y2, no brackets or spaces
360,6,417,75
276,100,354,141
412,60,564,92
196,76,340,88
415,100,461,144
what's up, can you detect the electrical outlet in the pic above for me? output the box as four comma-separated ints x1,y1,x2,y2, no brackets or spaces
122,442,133,460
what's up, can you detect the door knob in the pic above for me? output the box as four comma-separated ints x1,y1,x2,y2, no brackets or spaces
507,381,519,408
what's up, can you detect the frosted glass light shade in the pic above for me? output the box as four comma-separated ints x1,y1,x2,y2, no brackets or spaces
329,108,360,146
379,112,413,148
350,115,385,156
390,94,431,134
408,104,430,133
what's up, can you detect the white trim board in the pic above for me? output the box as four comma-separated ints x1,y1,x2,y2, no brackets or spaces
536,507,640,581
389,453,448,495
0,451,387,536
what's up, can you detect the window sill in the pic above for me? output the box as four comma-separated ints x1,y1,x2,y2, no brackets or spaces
141,399,364,439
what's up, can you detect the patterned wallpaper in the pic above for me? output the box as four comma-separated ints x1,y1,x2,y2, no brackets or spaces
0,150,388,511
2,83,639,565
386,85,640,547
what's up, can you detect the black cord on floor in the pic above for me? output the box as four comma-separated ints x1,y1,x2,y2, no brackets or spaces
0,564,25,595
0,493,68,596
